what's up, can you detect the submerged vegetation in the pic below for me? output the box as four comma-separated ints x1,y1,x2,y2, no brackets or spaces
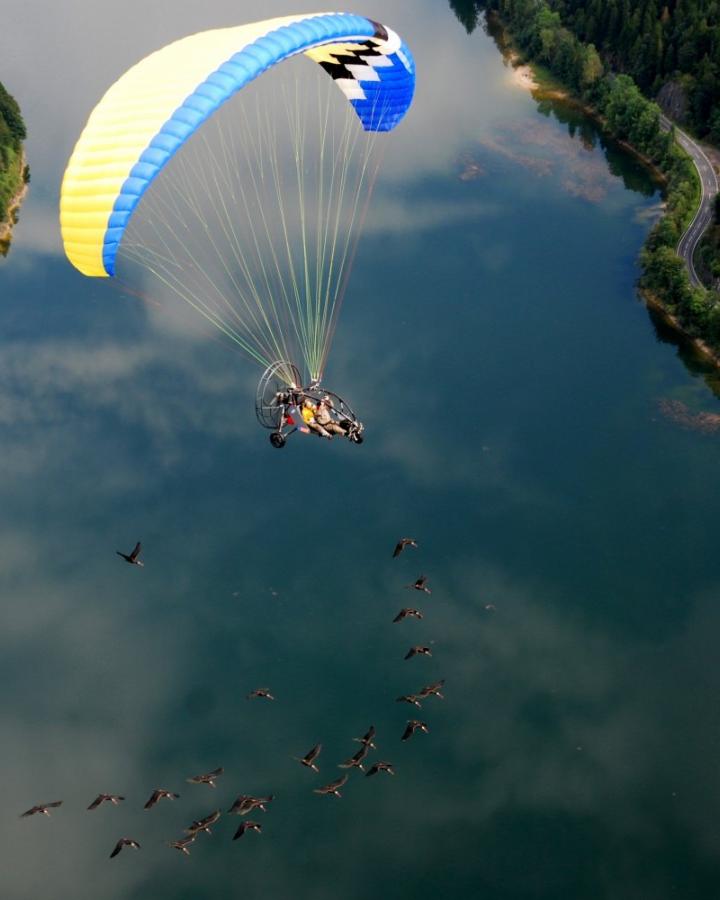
450,0,720,359
0,80,28,255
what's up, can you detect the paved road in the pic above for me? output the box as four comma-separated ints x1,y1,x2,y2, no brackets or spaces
660,113,719,287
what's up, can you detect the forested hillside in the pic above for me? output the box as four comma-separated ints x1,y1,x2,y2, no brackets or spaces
0,80,28,229
451,0,720,141
553,0,720,141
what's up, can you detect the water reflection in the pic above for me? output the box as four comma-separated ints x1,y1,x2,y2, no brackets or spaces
3,3,720,900
647,302,720,398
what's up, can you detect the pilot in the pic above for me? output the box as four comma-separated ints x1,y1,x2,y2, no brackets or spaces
301,398,331,438
315,397,347,437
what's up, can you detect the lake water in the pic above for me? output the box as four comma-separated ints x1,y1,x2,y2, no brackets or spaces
2,4,720,899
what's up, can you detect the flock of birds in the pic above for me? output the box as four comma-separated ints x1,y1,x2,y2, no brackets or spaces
20,536,445,860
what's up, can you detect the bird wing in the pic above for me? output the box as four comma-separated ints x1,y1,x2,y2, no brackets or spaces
392,542,403,558
20,806,38,817
404,648,416,659
353,744,369,762
317,774,347,793
305,744,322,763
129,542,142,561
144,790,160,809
392,609,406,622
398,694,421,706
401,723,414,741
197,810,221,828
47,801,63,808
110,840,124,858
168,838,192,852
87,795,104,810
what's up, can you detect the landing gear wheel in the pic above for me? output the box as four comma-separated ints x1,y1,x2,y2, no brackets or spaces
270,432,286,449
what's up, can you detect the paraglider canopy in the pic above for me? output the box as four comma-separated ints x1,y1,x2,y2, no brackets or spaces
60,12,414,391
60,12,414,278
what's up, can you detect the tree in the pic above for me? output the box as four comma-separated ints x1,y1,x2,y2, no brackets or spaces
0,82,26,144
580,43,604,91
448,0,482,34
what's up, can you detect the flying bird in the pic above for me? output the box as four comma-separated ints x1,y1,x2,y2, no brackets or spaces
293,744,322,773
314,774,348,797
110,837,140,858
167,836,195,856
393,607,423,623
116,541,143,566
87,793,124,811
247,688,275,701
393,538,418,558
338,744,369,771
365,761,395,777
418,679,445,699
144,789,180,810
186,767,224,787
20,801,62,818
185,810,221,835
404,645,433,660
401,720,429,742
396,694,422,709
353,725,376,749
233,820,262,840
405,575,431,594
227,795,274,815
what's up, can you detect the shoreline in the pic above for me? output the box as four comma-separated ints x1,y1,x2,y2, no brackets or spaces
500,33,718,367
507,49,669,186
639,286,720,368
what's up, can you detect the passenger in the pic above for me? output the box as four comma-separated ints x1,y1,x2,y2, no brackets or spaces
315,397,347,437
301,398,331,439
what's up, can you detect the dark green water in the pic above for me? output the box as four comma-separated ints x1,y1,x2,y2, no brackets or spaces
2,4,720,899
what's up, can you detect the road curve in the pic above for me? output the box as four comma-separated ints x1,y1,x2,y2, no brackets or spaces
660,113,719,287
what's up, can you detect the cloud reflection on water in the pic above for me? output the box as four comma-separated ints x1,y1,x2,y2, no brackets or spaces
4,495,720,900
2,4,715,900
